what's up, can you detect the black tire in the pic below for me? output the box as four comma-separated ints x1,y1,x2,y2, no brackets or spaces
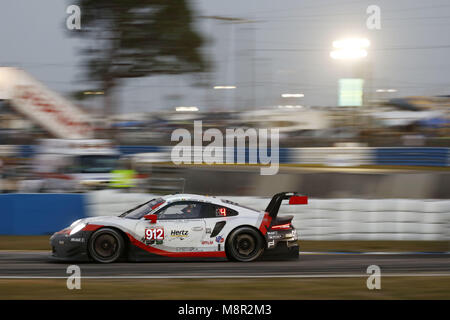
88,228,124,263
226,227,265,262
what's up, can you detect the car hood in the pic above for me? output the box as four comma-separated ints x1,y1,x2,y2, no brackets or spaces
82,216,125,225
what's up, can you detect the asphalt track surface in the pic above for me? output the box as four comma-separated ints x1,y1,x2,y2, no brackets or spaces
0,251,448,278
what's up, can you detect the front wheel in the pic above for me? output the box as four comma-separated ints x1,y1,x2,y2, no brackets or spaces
88,228,124,263
226,227,265,262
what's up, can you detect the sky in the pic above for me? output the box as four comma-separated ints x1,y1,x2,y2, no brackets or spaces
0,0,449,114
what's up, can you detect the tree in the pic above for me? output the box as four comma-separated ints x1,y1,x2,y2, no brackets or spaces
70,0,208,115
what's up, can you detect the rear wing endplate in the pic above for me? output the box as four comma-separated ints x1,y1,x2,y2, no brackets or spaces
265,192,308,219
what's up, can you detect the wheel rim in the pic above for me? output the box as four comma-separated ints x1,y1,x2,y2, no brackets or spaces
234,234,257,258
94,234,118,258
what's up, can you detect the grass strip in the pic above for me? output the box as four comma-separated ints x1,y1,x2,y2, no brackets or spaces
0,277,449,299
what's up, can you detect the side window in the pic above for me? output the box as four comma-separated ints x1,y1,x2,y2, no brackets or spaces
200,203,238,218
156,201,202,220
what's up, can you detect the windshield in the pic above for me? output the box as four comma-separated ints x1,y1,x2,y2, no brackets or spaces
120,198,165,219
77,155,119,173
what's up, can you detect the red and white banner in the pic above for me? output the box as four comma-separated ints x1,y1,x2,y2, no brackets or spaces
0,67,93,139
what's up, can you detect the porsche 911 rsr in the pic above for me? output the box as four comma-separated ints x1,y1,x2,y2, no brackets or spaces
50,192,307,263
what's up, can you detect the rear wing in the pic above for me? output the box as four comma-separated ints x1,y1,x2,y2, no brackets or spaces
265,192,308,219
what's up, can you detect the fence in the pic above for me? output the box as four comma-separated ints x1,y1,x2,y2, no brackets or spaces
14,145,450,167
85,191,450,241
1,192,448,238
374,147,449,166
0,194,85,235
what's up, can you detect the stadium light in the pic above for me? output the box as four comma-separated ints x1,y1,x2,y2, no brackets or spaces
175,106,199,112
330,37,370,60
278,105,304,109
213,86,236,89
281,93,304,98
376,89,397,93
83,91,104,95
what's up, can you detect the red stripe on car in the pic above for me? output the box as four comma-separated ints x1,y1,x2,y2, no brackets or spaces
258,213,272,235
126,233,227,258
151,201,165,210
55,228,70,235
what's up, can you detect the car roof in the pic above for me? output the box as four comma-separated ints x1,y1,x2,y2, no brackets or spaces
161,194,261,214
163,193,222,204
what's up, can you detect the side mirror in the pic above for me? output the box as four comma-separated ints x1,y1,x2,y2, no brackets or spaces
143,214,157,224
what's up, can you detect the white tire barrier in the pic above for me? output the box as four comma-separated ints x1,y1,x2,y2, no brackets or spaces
85,192,450,241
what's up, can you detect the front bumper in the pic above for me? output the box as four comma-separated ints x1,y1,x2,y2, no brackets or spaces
49,231,92,262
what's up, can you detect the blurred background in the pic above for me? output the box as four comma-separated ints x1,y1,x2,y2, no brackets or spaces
0,0,449,243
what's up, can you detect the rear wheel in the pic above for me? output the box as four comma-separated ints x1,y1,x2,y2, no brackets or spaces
226,227,264,262
88,228,124,263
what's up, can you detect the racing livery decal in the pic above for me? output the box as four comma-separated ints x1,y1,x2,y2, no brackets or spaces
145,228,164,241
258,213,272,235
170,230,189,239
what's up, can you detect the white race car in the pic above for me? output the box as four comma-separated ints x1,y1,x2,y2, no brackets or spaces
50,192,307,263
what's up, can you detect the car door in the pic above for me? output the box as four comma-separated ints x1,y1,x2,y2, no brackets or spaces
136,201,206,251
199,203,239,248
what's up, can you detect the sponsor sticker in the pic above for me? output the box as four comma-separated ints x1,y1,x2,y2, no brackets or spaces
171,230,189,237
201,240,214,245
215,236,224,243
266,232,283,240
143,238,164,246
176,247,196,252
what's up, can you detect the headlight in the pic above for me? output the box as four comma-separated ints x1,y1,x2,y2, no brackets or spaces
69,223,86,236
